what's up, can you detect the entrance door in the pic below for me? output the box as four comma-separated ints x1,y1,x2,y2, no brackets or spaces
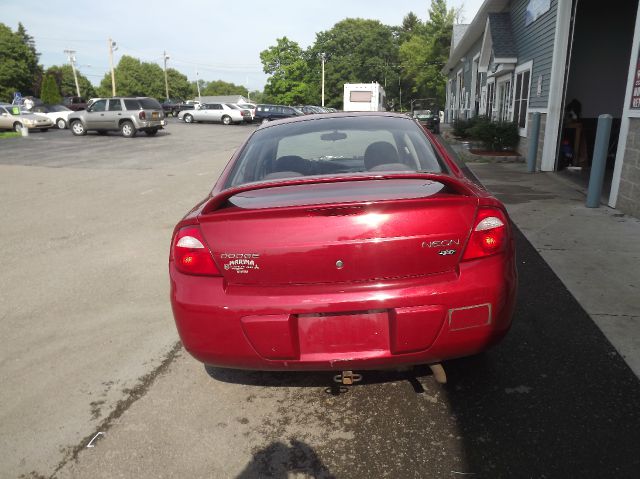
557,0,638,185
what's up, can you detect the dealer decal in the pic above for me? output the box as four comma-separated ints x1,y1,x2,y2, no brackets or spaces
221,253,260,274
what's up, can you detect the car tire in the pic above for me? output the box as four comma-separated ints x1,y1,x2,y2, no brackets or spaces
13,122,23,132
145,128,158,136
173,111,178,117
70,120,86,136
261,118,269,124
222,115,232,125
184,114,193,123
56,118,67,129
120,121,137,138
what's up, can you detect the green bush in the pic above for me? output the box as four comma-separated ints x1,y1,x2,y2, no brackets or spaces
452,115,491,139
452,117,474,138
469,119,519,151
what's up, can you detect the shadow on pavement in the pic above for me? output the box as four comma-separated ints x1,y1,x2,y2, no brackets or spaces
205,363,439,395
235,439,334,479
443,227,640,477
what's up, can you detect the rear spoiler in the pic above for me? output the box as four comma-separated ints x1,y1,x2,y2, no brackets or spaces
201,173,475,214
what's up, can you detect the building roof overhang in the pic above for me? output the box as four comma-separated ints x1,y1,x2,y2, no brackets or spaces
442,0,511,75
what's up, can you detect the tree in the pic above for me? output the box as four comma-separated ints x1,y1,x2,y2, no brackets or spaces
309,19,400,109
45,65,95,99
399,0,457,107
97,55,162,98
165,68,192,100
260,37,311,105
40,73,61,104
0,22,40,101
201,79,248,97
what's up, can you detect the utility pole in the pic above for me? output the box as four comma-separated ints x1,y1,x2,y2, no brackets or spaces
398,69,402,113
64,49,81,98
163,50,170,100
108,38,117,97
321,52,326,107
195,69,202,102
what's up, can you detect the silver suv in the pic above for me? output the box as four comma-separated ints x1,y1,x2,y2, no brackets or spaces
68,97,166,138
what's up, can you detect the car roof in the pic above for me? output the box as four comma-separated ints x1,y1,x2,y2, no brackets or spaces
256,111,414,129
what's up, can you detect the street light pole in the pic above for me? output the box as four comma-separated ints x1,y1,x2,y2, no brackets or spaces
163,50,170,101
64,49,81,98
321,52,326,107
108,38,117,97
195,69,202,102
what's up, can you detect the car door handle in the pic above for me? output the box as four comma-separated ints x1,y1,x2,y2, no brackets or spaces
117,113,122,116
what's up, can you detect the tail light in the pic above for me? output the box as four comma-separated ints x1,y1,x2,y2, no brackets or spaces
139,111,146,120
462,207,509,261
171,226,220,276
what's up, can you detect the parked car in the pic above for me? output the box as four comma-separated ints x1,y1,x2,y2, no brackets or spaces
162,99,194,117
68,97,166,138
63,96,88,111
298,105,326,115
225,103,253,123
169,112,517,375
237,103,256,122
33,104,73,129
0,104,54,132
254,104,304,123
414,109,441,134
178,103,247,125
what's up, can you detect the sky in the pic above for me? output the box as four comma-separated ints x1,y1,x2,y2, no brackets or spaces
2,0,484,91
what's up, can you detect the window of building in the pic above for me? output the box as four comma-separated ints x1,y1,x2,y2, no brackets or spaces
486,80,495,119
497,76,513,122
513,62,532,135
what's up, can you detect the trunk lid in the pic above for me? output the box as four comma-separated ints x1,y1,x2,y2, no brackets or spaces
199,178,477,285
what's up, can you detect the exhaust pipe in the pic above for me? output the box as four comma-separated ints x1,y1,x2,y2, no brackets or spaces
429,363,447,384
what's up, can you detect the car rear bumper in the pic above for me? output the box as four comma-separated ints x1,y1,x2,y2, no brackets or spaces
170,254,517,371
138,120,165,128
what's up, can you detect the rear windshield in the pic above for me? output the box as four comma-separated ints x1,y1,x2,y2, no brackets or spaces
138,98,162,109
225,103,240,110
226,115,446,188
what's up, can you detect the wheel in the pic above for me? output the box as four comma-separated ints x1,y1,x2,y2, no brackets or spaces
184,114,193,123
120,121,137,138
70,120,86,136
261,118,269,124
222,115,232,125
145,128,158,136
13,122,23,132
172,111,178,117
56,118,67,129
40,128,48,132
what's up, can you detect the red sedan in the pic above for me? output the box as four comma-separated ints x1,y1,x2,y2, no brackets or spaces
169,113,517,376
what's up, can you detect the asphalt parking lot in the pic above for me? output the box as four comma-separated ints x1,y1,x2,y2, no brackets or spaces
2,120,640,478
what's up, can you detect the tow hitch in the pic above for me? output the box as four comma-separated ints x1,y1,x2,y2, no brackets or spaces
333,370,363,385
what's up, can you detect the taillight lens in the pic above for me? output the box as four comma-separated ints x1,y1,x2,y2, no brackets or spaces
462,208,508,261
139,111,146,120
171,226,220,276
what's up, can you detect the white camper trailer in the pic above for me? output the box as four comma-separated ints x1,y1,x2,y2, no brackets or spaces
343,83,386,112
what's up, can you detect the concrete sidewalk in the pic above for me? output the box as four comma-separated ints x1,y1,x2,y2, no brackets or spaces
445,138,640,377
